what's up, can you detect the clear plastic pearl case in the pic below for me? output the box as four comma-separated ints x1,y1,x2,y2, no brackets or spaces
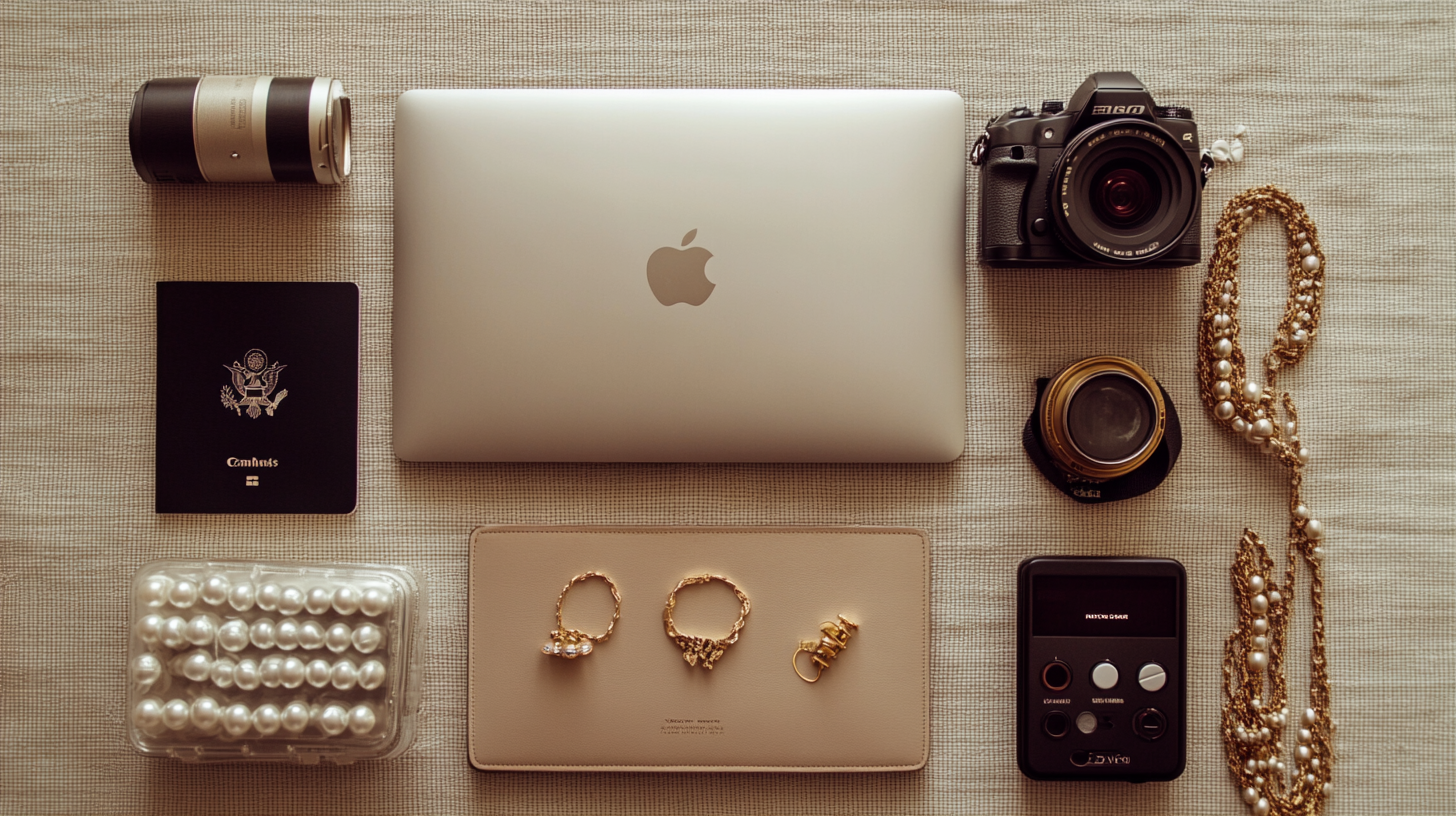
126,560,426,764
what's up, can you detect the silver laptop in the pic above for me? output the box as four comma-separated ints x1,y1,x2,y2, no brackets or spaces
393,89,965,462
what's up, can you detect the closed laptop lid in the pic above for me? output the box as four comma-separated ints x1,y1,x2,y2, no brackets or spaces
393,89,965,462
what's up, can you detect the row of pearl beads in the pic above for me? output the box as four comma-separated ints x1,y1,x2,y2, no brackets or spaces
139,574,393,618
1293,503,1327,548
1244,574,1284,675
1279,232,1321,349
134,697,377,738
138,614,384,654
157,651,386,692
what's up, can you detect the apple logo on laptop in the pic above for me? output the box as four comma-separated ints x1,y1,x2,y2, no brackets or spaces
646,229,715,306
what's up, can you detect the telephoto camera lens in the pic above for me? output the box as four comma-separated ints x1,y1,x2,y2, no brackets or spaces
1038,356,1166,481
129,76,350,184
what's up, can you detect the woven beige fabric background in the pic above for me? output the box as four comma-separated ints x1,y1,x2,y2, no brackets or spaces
2,1,1452,814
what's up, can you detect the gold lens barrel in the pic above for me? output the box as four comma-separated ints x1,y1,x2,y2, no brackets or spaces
129,76,350,184
1038,356,1165,480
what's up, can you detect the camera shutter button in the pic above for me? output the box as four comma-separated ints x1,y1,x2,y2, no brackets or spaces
1091,661,1119,690
1138,662,1167,692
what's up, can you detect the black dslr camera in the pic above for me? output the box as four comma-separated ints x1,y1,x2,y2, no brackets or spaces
973,72,1209,268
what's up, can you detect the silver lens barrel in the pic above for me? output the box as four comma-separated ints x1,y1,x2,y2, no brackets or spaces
129,76,350,184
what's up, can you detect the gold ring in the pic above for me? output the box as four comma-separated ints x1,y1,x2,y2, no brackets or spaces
792,615,859,683
663,574,750,670
542,571,621,659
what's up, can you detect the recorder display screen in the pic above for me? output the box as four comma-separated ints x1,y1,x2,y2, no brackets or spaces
1032,575,1177,638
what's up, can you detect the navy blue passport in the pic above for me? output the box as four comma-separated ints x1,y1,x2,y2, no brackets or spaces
156,282,359,513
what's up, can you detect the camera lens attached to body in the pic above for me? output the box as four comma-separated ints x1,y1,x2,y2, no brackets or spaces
1050,120,1199,266
1023,356,1182,503
129,76,350,184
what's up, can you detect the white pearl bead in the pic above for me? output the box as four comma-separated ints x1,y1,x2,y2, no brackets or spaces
1303,707,1317,726
278,586,306,616
136,614,165,647
1312,757,1321,770
162,699,191,730
280,657,306,688
1243,381,1263,402
233,659,261,691
1292,329,1308,344
1248,651,1268,671
275,618,300,650
252,703,282,735
200,575,231,606
1298,242,1313,256
133,698,165,731
1253,617,1268,634
168,579,199,609
1284,421,1298,436
1295,504,1312,520
183,614,218,646
256,582,282,611
222,703,251,737
352,623,384,654
1255,797,1270,816
1215,381,1232,400
132,653,164,686
1217,401,1236,420
358,659,388,690
305,586,334,615
1252,419,1274,439
249,618,277,649
1249,575,1265,593
1301,254,1320,273
1252,594,1268,613
306,658,333,688
1268,590,1282,605
1254,775,1265,787
1298,447,1311,464
1305,518,1324,539
181,650,212,682
319,704,350,736
217,619,250,652
348,704,378,735
1296,745,1312,762
1223,280,1234,293
209,657,236,688
1253,636,1268,651
1215,360,1233,378
298,619,326,650
1298,311,1311,323
1214,338,1233,358
1220,293,1232,307
1257,758,1268,771
1296,231,1307,241
1305,772,1317,785
1232,418,1249,434
1298,728,1312,743
325,623,353,653
333,585,361,616
281,702,310,733
1244,759,1257,774
360,586,395,617
139,576,173,607
259,656,284,688
227,581,256,612
190,696,222,730
332,659,360,690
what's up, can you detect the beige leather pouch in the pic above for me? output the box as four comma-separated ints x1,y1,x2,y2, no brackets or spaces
468,526,929,772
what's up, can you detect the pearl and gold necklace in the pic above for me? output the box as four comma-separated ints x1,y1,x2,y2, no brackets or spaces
1199,185,1333,816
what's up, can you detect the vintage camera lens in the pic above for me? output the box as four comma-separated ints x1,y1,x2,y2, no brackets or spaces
129,76,350,184
1039,356,1166,480
1049,119,1197,265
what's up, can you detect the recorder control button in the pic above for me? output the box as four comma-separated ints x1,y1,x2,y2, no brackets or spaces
1091,661,1119,690
1075,711,1098,735
1138,662,1168,692
1134,707,1167,741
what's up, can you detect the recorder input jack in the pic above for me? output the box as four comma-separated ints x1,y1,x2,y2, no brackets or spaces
1043,710,1071,739
1042,660,1072,691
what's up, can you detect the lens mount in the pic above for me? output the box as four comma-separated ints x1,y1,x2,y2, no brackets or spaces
1038,356,1166,480
1048,119,1198,265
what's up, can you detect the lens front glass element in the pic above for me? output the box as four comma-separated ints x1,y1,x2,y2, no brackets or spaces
1066,373,1156,463
1091,161,1160,230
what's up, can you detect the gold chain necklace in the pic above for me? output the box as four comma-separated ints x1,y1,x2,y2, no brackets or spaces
1198,185,1332,816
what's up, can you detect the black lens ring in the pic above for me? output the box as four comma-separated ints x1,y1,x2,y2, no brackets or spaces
1048,118,1198,265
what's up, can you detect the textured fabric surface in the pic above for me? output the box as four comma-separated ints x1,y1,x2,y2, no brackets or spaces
2,2,1453,814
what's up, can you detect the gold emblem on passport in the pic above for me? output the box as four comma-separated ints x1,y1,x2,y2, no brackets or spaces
221,348,288,418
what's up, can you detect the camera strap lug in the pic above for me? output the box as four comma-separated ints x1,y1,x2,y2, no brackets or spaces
969,122,992,167
1199,150,1215,187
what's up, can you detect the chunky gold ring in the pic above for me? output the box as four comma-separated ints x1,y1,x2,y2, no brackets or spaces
542,571,621,659
793,615,859,683
663,574,750,670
